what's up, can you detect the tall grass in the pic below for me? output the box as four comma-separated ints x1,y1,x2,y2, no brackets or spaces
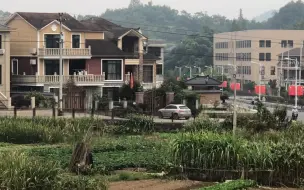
0,117,105,144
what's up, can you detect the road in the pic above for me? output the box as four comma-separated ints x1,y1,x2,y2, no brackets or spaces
235,100,304,121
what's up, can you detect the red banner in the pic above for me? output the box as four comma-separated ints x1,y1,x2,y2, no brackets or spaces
255,85,266,95
230,83,241,91
288,85,304,96
219,81,227,88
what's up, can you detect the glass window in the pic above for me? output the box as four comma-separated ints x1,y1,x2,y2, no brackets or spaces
143,65,153,83
102,60,122,80
11,59,18,75
288,40,293,48
266,40,271,47
271,66,276,75
259,40,265,47
281,40,287,48
179,106,188,109
165,105,176,109
156,65,162,75
266,53,271,61
72,34,80,48
45,34,60,48
45,60,59,75
259,53,265,61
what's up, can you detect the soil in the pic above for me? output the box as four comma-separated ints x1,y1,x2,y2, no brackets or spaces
109,179,213,190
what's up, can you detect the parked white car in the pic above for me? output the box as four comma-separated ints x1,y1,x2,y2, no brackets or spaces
158,104,192,120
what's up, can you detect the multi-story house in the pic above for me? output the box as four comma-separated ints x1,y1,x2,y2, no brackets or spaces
5,12,164,109
213,30,304,86
0,24,11,108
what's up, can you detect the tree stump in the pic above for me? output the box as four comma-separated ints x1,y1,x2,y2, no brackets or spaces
69,142,93,174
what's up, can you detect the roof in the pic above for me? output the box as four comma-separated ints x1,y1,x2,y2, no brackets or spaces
184,75,222,86
15,12,89,31
85,39,133,58
279,48,304,57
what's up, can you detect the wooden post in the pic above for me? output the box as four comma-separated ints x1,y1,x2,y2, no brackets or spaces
32,107,36,119
52,105,56,118
72,108,75,119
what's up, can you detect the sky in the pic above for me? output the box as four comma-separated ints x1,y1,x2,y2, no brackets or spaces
1,0,293,19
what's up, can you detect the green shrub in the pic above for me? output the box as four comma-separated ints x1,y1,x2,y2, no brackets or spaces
0,151,60,190
117,114,155,134
199,180,256,190
183,116,221,132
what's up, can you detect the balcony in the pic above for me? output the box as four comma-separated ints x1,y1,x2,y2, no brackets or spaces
37,47,91,59
11,74,104,86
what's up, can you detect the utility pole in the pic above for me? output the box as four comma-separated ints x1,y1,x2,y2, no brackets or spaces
185,66,192,78
232,33,237,136
57,13,65,116
278,52,283,97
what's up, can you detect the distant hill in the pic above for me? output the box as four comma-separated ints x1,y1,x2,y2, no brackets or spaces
253,10,276,22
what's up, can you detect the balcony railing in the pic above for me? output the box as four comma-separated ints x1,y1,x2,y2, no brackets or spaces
38,47,91,57
12,74,104,85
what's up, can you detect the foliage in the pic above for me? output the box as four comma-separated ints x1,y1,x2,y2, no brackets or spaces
0,117,105,144
220,92,229,103
0,151,60,190
183,116,221,132
119,81,141,100
25,91,48,107
120,114,155,134
199,180,256,190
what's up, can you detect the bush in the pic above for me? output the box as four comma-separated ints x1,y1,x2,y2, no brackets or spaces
183,116,221,132
118,114,155,134
0,117,105,144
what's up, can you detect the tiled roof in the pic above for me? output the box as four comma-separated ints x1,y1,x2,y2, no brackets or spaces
185,75,221,86
17,12,89,31
85,39,133,58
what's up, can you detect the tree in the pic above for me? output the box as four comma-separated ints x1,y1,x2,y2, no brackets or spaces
128,0,142,8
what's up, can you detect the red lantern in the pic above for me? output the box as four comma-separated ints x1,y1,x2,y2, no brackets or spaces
288,85,303,96
219,81,227,88
230,83,241,91
255,85,266,95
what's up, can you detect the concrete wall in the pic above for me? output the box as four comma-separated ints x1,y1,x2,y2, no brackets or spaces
0,32,11,99
199,93,221,105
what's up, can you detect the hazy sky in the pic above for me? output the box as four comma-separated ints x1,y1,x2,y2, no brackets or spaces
1,0,292,19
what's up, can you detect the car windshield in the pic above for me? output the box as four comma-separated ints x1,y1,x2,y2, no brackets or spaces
179,106,189,109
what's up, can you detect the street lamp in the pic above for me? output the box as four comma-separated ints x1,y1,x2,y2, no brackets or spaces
193,66,201,76
284,57,299,108
185,66,192,79
227,63,237,136
175,66,182,79
205,66,213,76
251,61,262,101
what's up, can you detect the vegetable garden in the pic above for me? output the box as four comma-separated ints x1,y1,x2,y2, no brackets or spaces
0,102,303,189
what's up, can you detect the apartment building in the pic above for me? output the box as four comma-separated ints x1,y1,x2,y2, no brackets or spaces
213,30,304,86
5,12,164,109
0,24,11,108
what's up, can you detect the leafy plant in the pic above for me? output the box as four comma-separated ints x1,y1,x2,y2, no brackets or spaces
199,180,256,190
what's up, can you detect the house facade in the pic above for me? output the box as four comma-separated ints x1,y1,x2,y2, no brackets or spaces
213,30,304,86
5,12,164,109
0,24,11,108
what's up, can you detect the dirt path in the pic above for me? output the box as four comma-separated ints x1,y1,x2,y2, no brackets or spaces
109,179,213,190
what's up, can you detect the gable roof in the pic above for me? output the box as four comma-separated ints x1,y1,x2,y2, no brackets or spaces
0,24,10,31
85,39,133,58
184,75,221,86
10,12,91,31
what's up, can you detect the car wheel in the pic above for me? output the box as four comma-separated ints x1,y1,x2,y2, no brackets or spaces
173,113,179,120
159,112,163,118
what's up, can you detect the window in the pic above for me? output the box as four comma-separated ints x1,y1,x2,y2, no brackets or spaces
259,53,265,61
0,35,2,49
237,66,241,74
143,65,153,83
281,40,287,48
165,105,177,109
270,66,276,75
288,40,293,48
266,40,271,47
72,34,80,48
44,34,60,48
259,40,265,47
266,53,271,61
236,40,251,48
156,65,162,75
11,59,18,75
102,60,122,80
215,42,228,49
44,60,59,75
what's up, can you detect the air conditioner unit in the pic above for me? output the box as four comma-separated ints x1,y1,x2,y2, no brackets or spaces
0,49,5,55
30,48,37,55
30,59,36,65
